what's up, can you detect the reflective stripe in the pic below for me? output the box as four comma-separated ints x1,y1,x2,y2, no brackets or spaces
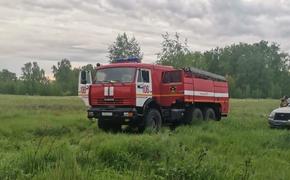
110,87,114,96
104,87,109,96
104,87,114,96
184,90,228,98
214,92,229,98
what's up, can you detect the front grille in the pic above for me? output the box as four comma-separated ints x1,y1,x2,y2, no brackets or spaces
96,98,124,105
274,113,290,121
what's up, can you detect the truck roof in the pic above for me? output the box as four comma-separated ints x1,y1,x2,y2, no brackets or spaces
96,63,175,71
185,67,227,82
96,62,227,82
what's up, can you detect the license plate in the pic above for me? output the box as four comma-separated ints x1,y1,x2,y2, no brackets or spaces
102,112,112,116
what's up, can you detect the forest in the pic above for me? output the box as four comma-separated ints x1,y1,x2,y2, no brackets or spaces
0,33,289,98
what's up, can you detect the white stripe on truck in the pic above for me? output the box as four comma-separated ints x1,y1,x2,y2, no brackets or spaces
110,87,114,96
104,87,109,96
184,90,229,98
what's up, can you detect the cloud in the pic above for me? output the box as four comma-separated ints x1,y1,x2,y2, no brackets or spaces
0,0,290,76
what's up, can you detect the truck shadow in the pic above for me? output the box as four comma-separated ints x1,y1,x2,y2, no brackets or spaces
104,119,207,134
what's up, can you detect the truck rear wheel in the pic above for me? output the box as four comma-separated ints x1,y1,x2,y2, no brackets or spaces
184,107,203,124
192,108,203,121
141,109,162,132
204,108,216,121
98,118,121,132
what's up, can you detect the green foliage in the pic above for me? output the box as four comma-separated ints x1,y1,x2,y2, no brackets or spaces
0,69,17,82
21,62,46,83
206,41,290,98
0,59,99,96
1,35,290,99
1,95,290,179
157,33,290,98
157,32,192,68
21,62,47,95
52,59,78,96
108,33,143,62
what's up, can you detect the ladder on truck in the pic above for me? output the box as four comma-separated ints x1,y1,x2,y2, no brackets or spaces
183,67,226,82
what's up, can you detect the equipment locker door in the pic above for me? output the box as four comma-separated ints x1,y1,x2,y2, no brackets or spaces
136,69,152,107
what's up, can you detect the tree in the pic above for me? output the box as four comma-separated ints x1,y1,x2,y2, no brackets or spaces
21,62,46,95
0,69,18,94
156,35,290,98
0,69,17,82
108,33,143,62
201,41,290,98
52,59,76,95
21,62,46,83
156,32,194,69
21,62,46,86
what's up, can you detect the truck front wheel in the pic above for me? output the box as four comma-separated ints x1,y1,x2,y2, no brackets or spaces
141,109,162,132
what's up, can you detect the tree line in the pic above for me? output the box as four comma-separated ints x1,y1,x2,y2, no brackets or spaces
0,32,289,98
156,33,290,98
0,59,97,96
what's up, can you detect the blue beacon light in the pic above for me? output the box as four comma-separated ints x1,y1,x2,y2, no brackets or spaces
113,56,141,63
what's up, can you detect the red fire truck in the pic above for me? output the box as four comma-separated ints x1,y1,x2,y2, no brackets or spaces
80,58,229,132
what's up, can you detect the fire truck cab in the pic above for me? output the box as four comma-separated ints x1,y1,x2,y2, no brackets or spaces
81,58,229,132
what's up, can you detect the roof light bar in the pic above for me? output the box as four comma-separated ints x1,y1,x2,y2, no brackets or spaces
112,56,141,63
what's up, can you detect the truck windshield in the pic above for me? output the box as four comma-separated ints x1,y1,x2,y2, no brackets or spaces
96,67,136,83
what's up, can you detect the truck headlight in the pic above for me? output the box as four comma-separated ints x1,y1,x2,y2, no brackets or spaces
124,112,133,117
269,111,275,119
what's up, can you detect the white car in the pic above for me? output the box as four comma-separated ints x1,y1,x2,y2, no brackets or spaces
268,106,290,128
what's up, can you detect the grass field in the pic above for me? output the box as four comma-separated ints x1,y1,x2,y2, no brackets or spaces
0,95,289,179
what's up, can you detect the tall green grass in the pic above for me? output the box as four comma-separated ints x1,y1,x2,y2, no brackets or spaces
0,95,289,179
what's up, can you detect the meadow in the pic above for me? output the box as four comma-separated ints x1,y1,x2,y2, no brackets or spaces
0,95,289,180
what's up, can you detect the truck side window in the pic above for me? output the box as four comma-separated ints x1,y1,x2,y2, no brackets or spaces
142,70,149,83
138,70,150,83
162,71,181,83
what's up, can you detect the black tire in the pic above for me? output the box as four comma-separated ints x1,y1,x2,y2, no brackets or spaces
204,108,217,121
192,108,204,121
98,118,121,132
184,107,193,124
184,107,203,124
142,109,162,133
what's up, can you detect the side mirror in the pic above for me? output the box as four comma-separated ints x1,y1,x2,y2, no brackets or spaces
81,70,87,84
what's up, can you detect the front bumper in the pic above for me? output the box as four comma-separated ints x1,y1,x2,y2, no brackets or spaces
87,107,137,119
268,118,290,128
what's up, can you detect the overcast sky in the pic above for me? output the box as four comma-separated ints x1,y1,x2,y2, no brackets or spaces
1,0,290,77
